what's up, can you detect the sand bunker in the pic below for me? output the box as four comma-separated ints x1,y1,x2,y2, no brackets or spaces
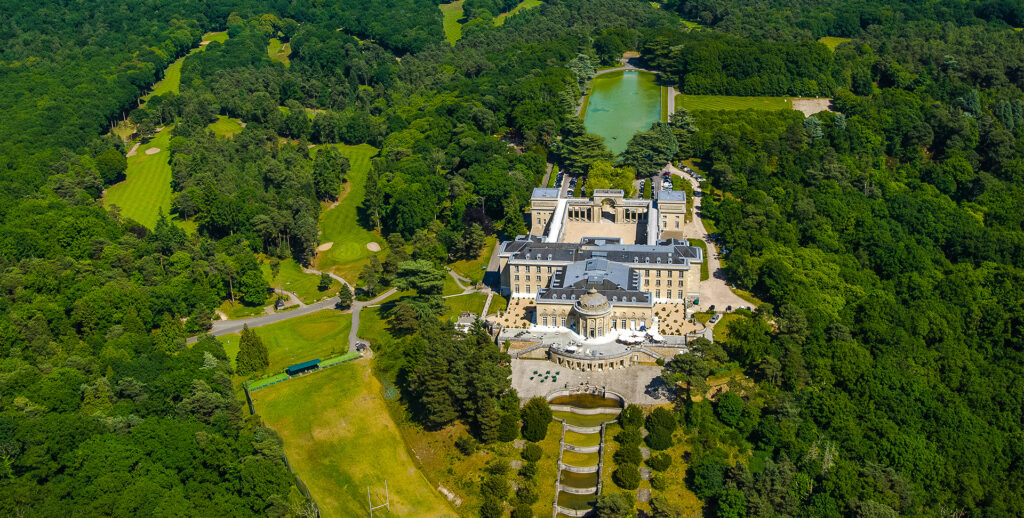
145,147,160,155
126,142,140,157
200,41,211,46
366,242,381,252
317,242,334,251
792,98,833,117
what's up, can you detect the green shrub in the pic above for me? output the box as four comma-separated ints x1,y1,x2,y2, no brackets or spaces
514,483,539,505
612,463,641,490
645,426,674,451
613,444,643,465
455,435,477,456
646,452,673,471
650,473,666,490
522,442,542,462
619,404,643,429
511,504,534,518
615,427,642,446
519,461,537,480
521,397,552,442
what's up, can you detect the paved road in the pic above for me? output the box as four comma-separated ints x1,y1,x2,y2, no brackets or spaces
199,296,342,340
347,288,397,352
664,163,750,311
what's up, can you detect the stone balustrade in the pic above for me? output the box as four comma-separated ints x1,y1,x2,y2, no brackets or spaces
559,462,600,474
562,443,600,454
557,484,597,495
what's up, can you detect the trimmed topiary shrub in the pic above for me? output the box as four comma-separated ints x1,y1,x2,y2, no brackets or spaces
521,397,552,442
646,452,673,471
522,442,542,462
613,443,643,465
613,463,641,490
614,427,642,446
619,404,643,429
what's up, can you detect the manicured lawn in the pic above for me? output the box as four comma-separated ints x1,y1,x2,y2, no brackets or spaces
563,430,601,447
144,31,227,104
312,143,383,283
439,0,464,44
218,309,351,372
216,299,268,320
208,115,243,138
253,358,455,517
268,37,291,65
442,293,489,320
488,294,508,316
450,235,496,284
693,311,712,325
547,163,559,187
104,128,178,229
261,258,340,304
689,238,710,280
712,312,745,345
443,273,464,296
494,0,542,26
675,94,792,111
818,36,852,51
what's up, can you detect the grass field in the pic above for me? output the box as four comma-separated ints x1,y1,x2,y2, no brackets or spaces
440,0,465,44
712,312,745,344
144,31,227,104
488,294,508,316
676,94,792,111
253,359,455,517
449,235,496,284
216,299,268,320
268,37,291,65
104,128,175,229
547,163,559,187
312,143,382,283
261,258,340,304
689,238,710,281
818,36,852,51
208,115,244,138
442,293,489,320
218,309,351,372
494,0,542,26
442,273,464,296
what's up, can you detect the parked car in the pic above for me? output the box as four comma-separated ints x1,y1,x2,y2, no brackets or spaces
709,314,721,324
726,305,732,312
708,304,716,311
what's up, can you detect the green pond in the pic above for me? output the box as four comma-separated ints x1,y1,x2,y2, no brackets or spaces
560,470,599,488
557,491,597,510
584,70,662,154
550,394,623,409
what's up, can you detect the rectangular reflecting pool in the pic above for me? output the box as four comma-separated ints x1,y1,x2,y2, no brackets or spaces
584,70,662,154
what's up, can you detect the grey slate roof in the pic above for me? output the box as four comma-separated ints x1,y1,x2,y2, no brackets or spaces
658,190,685,202
531,187,561,199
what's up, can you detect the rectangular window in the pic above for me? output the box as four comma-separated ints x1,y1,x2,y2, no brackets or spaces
621,319,626,329
561,317,566,326
536,275,541,282
678,290,684,299
656,290,660,298
611,320,617,329
666,280,672,287
542,317,548,326
515,285,520,292
656,270,661,277
675,221,679,228
514,265,519,273
526,285,531,292
644,279,649,287
656,280,661,287
514,275,519,281
547,266,552,273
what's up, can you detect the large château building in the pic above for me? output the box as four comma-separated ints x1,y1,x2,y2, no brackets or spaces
495,187,705,370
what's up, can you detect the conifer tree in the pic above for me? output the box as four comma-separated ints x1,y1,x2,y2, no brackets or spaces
236,324,269,375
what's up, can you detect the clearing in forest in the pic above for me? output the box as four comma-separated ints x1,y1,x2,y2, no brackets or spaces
208,115,244,137
253,358,455,517
218,309,351,372
268,37,291,65
675,94,792,111
440,0,465,44
494,0,542,26
143,31,228,105
312,143,382,283
818,36,852,51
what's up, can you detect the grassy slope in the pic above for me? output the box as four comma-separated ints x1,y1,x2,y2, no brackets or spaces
442,293,489,320
261,258,341,304
217,299,268,320
818,36,852,51
268,37,291,65
208,115,244,138
675,94,792,111
218,309,351,371
494,0,542,26
440,0,465,44
104,128,173,228
144,31,227,104
450,235,496,284
312,143,382,283
689,238,710,281
253,359,455,517
661,86,669,121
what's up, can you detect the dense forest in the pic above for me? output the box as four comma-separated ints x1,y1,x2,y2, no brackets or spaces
1,0,1023,516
